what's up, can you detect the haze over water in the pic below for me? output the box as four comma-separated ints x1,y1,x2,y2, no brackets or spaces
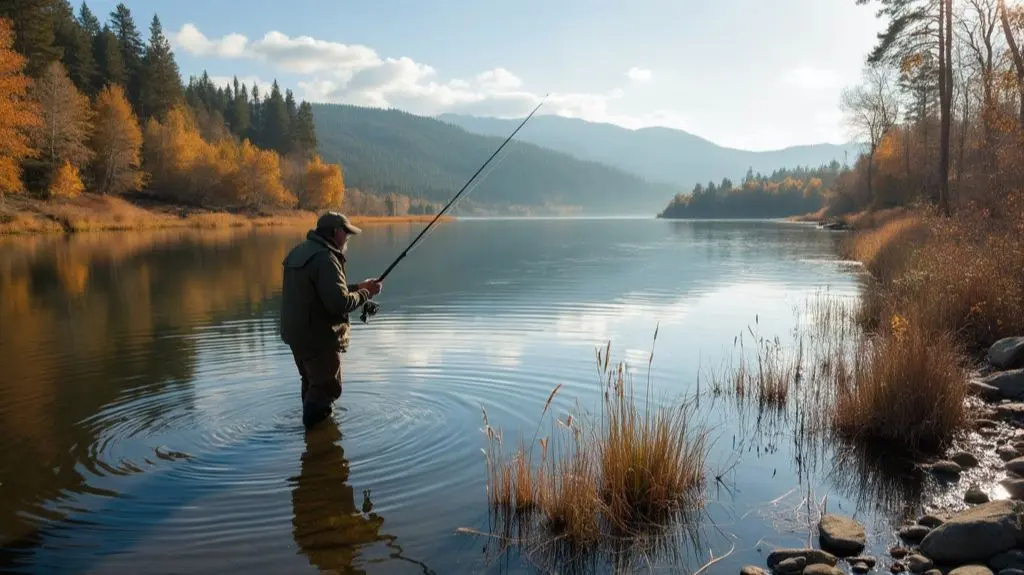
0,218,910,574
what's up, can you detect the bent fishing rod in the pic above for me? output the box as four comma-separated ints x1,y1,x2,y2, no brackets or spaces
359,96,548,323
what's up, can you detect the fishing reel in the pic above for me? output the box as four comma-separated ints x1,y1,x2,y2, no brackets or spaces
360,300,380,323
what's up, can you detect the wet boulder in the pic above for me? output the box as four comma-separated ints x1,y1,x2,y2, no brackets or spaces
818,514,866,556
765,548,837,569
982,369,1024,400
918,500,1024,564
990,337,1024,370
949,567,994,575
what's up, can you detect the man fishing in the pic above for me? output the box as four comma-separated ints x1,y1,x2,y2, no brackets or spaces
280,211,383,428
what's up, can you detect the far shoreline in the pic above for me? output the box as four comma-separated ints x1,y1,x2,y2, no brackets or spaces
0,193,453,237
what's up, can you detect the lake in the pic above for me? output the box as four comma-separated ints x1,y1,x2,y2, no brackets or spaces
0,217,923,574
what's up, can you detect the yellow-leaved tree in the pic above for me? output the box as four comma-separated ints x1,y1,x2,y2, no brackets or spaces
29,61,94,174
48,160,85,198
91,84,144,195
299,155,344,210
231,140,295,210
0,18,42,205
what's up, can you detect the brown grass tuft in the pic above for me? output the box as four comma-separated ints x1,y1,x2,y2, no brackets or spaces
831,317,968,453
482,338,709,550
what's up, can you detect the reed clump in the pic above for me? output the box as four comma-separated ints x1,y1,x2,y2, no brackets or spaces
481,339,709,550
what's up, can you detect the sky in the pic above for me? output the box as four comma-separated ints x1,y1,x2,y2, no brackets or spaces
89,0,885,151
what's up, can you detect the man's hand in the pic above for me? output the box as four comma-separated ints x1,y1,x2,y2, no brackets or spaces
358,278,383,296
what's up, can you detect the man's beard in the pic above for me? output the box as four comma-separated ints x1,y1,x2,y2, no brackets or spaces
341,241,348,256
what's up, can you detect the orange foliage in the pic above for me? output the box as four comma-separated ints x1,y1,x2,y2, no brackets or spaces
91,85,144,195
48,161,84,198
297,155,344,210
0,18,42,199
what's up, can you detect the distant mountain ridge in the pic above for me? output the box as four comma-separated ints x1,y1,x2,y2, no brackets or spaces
311,104,677,215
437,113,864,188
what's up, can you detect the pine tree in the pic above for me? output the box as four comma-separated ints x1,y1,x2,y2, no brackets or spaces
0,0,61,77
95,26,125,90
292,101,317,158
285,89,297,124
78,3,100,38
262,80,290,154
232,81,250,137
0,17,42,203
109,3,144,108
139,14,182,120
52,0,97,94
249,84,262,143
29,60,94,170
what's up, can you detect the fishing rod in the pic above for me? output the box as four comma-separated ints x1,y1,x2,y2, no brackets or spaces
359,96,548,323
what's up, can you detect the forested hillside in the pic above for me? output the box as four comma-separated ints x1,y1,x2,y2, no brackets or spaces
658,162,847,219
311,104,678,215
438,113,862,189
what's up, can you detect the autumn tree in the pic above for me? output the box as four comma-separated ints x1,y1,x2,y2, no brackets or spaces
139,15,182,120
48,160,84,197
840,64,900,205
298,155,344,210
29,61,94,172
0,17,42,204
91,84,143,194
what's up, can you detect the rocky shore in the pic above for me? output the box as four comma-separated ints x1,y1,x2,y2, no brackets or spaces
743,336,1024,575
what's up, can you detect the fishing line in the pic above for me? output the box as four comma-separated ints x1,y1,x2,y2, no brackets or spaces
360,96,547,323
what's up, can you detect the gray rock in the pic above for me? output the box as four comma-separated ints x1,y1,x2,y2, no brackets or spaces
818,514,866,556
990,337,1024,370
999,570,1024,575
891,561,907,573
776,556,806,574
850,562,869,574
890,546,909,559
851,556,878,568
997,403,1024,420
983,369,1024,400
978,418,1001,429
900,524,933,540
766,549,838,569
1000,478,1024,499
919,500,1024,564
952,451,982,468
804,565,843,575
999,445,1021,461
906,554,934,573
924,571,942,575
1005,456,1024,475
928,460,964,476
740,567,767,575
1012,440,1024,451
991,550,1024,571
971,380,1005,401
918,514,946,528
950,567,995,575
965,485,991,504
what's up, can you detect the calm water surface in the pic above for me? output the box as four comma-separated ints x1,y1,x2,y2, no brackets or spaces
0,218,918,574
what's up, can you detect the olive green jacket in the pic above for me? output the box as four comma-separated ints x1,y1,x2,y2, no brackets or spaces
279,230,371,353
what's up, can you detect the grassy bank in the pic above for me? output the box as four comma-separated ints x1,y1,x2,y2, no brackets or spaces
0,194,452,235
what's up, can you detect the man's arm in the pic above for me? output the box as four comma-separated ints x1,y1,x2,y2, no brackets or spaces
314,252,370,316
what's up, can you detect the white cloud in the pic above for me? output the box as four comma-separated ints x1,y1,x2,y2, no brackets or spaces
780,66,841,90
172,24,688,130
626,67,653,83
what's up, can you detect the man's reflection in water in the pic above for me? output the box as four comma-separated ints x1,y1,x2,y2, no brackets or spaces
290,419,386,573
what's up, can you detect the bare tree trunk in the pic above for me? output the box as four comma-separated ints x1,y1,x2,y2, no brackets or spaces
938,0,953,215
1000,0,1024,128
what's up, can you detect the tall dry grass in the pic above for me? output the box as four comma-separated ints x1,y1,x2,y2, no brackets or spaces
481,337,709,549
